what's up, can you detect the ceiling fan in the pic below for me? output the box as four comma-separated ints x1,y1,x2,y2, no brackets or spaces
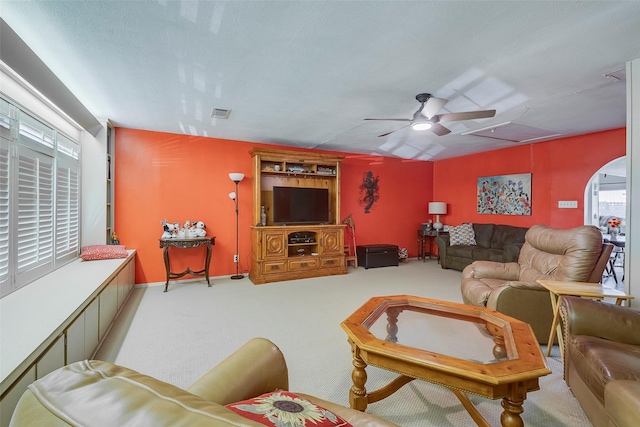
364,93,496,137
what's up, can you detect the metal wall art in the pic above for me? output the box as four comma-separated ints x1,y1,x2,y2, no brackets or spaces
359,171,379,213
477,173,532,215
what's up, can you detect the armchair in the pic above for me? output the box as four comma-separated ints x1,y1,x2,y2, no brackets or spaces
460,224,612,343
10,338,398,427
560,296,640,427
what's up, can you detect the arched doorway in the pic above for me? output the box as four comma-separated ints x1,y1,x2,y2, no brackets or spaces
584,156,626,287
584,156,627,231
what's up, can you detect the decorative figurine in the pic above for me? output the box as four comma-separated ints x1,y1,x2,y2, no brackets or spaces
176,225,186,239
161,219,174,239
111,232,120,245
161,218,206,239
260,206,267,226
194,220,207,237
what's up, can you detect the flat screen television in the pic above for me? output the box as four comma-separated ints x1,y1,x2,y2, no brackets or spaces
272,186,329,225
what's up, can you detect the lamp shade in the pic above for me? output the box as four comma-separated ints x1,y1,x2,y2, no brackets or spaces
428,202,447,215
229,173,245,183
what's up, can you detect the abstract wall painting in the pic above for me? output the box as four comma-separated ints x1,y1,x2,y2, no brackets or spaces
477,173,532,215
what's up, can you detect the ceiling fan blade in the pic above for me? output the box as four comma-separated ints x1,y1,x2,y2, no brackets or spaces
378,124,409,137
378,130,396,137
430,123,451,136
421,97,448,119
437,110,496,122
378,125,409,138
364,118,412,122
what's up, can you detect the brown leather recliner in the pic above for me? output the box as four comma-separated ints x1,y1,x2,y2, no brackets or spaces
560,296,640,427
10,338,398,427
460,224,612,344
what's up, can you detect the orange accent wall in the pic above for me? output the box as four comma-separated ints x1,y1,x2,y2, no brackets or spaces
116,128,624,284
340,155,434,249
433,128,626,229
114,129,433,284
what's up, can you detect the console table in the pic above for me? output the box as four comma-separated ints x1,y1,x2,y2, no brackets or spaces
159,237,215,292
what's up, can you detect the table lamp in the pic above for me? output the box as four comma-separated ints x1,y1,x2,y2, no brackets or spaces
428,202,447,231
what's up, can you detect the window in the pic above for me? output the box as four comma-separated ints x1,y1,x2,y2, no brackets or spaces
0,96,80,298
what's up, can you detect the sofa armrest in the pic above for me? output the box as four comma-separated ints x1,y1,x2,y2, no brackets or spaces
560,297,640,346
435,234,450,246
606,380,640,427
486,284,554,343
461,260,520,281
186,338,289,405
434,234,451,268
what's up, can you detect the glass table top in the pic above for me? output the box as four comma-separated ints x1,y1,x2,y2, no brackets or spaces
361,298,517,364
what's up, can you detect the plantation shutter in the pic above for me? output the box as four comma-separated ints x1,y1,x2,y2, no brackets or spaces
0,97,83,297
56,134,80,265
0,101,10,295
16,111,55,285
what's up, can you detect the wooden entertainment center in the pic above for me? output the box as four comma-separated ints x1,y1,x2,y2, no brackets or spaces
249,148,347,284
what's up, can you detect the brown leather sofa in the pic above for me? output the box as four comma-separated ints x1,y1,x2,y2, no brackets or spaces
10,338,398,427
560,296,640,427
435,223,528,271
461,224,612,344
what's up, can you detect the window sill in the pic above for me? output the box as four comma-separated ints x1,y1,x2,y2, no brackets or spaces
0,250,135,393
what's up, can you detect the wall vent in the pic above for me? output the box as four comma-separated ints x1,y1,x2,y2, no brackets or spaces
210,108,231,119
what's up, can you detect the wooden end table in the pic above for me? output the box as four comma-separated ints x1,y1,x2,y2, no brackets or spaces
537,279,634,359
159,237,215,292
417,229,437,261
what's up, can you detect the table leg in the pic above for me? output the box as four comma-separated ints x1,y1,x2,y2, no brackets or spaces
385,308,400,343
451,389,491,427
484,323,507,360
204,242,212,287
492,334,507,361
163,246,171,292
349,345,369,411
545,293,561,357
500,381,526,427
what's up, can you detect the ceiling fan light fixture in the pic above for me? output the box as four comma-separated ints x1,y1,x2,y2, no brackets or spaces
412,122,432,131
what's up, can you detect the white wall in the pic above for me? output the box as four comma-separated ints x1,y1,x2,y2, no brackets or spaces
80,123,107,246
626,58,639,307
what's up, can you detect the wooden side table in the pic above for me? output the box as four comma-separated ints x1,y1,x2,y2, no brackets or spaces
159,237,215,292
537,279,634,359
417,229,438,261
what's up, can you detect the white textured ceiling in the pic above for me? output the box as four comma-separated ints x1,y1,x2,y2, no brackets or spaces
1,1,639,160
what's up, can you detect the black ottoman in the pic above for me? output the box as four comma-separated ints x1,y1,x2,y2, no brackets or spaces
356,244,399,269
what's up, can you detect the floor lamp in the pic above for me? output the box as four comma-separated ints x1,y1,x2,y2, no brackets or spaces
228,173,245,279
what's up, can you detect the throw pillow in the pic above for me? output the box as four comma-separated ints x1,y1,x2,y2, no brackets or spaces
81,245,128,261
449,223,477,246
226,390,353,427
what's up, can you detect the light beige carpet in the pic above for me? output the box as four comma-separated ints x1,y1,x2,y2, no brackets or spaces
97,260,591,426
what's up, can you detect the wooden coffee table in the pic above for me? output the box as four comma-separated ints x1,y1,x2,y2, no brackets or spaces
341,295,551,427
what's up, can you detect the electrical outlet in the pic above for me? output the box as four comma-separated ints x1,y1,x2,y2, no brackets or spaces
558,200,578,208
234,254,239,263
